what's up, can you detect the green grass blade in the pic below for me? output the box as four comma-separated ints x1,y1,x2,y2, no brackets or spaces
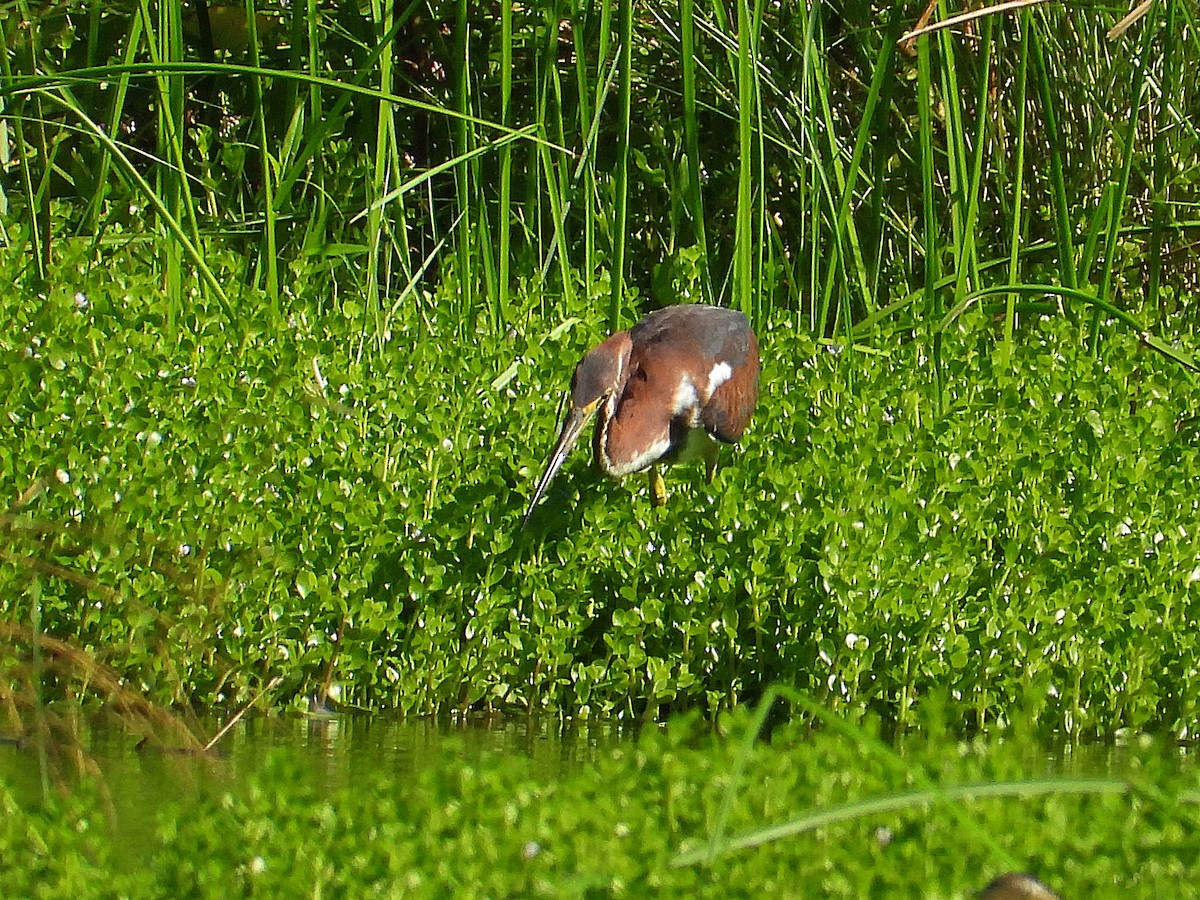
677,777,1132,865
497,0,514,328
244,0,279,312
40,90,231,311
1003,10,1033,352
1029,21,1077,296
916,30,942,411
679,0,711,304
609,0,633,330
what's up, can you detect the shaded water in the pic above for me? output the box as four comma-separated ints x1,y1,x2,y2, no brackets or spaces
0,713,626,864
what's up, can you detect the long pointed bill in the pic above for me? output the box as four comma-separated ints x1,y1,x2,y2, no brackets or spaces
522,403,597,528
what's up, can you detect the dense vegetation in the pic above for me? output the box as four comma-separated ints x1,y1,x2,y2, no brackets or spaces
3,238,1199,741
4,0,1200,893
3,0,1197,734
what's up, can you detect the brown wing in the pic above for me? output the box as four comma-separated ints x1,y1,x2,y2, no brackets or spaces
605,305,759,468
699,327,759,443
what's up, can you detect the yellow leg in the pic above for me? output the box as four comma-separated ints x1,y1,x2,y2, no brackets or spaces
649,467,668,506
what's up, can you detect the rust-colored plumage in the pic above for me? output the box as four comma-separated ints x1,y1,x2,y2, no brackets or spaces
523,304,759,525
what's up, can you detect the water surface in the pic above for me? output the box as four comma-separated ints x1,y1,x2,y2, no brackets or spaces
1,712,626,864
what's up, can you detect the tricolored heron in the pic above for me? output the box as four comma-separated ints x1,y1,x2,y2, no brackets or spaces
523,304,759,525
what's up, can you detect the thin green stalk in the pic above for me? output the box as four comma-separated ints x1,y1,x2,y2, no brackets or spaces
534,0,568,304
572,11,597,301
1004,11,1032,352
40,90,231,311
1029,22,1077,298
537,131,576,309
939,283,1197,375
304,0,321,133
0,6,48,282
86,7,142,233
454,0,475,329
140,0,189,324
274,11,411,208
949,14,994,316
497,0,513,329
825,7,900,324
681,686,1027,871
29,581,50,803
609,0,633,330
750,0,766,323
680,0,711,304
681,776,1132,865
244,0,279,313
805,0,869,338
796,4,822,334
916,32,942,412
1147,0,1177,323
596,0,615,104
1093,0,1157,354
936,19,975,296
2,63,550,149
732,0,759,319
538,53,619,287
364,0,392,340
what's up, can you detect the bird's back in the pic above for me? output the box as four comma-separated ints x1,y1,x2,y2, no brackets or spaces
630,305,756,373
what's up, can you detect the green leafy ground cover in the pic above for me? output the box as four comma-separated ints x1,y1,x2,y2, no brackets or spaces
3,243,1198,737
3,709,1199,898
5,3,1200,894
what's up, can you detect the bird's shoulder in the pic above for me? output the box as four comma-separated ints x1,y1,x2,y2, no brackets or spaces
630,305,753,366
